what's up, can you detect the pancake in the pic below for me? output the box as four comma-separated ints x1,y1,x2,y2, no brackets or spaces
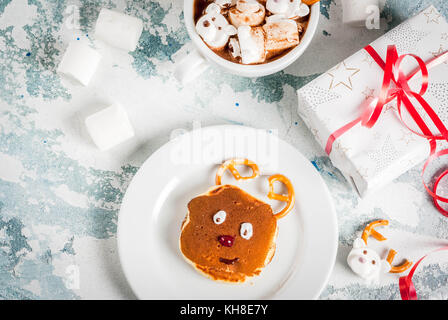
179,184,278,283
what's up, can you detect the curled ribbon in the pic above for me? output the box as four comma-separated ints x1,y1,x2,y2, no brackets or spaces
399,247,448,300
326,44,448,216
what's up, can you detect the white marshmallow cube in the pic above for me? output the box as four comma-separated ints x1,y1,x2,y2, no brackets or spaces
263,19,299,58
57,41,102,86
85,104,135,151
341,0,380,27
237,26,266,65
94,8,143,51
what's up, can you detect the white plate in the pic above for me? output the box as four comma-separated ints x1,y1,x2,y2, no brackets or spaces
117,125,338,299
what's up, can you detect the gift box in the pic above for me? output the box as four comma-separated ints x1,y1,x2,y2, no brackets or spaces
297,5,448,197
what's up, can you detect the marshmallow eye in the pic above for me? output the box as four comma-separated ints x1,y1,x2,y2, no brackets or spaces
213,210,226,225
240,222,253,240
203,19,211,27
372,260,377,265
363,250,368,255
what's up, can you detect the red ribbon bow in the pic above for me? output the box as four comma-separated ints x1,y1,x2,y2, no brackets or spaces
326,44,448,216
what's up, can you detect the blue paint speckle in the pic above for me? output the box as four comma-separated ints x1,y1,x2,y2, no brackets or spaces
25,52,30,56
61,236,75,255
76,37,80,40
320,0,335,20
235,102,239,107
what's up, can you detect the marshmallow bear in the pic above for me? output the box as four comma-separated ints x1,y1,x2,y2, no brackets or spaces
266,0,310,19
347,238,391,284
196,3,237,49
229,0,266,28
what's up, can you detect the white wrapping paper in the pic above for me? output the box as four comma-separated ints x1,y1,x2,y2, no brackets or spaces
297,5,448,197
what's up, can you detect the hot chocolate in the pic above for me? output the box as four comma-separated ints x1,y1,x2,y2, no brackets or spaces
194,0,311,65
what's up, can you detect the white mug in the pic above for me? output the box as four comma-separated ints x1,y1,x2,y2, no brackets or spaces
175,0,320,84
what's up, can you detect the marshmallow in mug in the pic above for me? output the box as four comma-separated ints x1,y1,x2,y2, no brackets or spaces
215,0,237,8
228,37,242,58
263,18,299,58
347,238,391,284
229,0,266,28
266,0,310,19
237,25,266,64
196,3,237,49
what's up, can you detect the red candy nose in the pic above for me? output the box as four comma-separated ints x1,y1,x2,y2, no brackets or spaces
218,235,234,247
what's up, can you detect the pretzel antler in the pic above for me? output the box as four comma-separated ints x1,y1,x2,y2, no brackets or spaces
267,174,295,220
215,158,260,185
215,160,295,219
386,249,413,273
361,219,412,274
302,0,321,5
361,220,389,244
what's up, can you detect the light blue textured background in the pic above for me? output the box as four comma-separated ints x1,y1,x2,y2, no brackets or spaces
0,0,447,299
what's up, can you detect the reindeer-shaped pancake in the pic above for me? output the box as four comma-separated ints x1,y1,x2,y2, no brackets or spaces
179,159,295,282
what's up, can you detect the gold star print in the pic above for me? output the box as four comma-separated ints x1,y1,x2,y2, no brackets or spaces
399,131,415,145
424,7,442,24
373,132,382,140
362,51,375,67
362,87,375,100
431,45,448,64
310,128,320,139
335,141,351,155
327,62,360,91
358,167,370,180
385,103,397,113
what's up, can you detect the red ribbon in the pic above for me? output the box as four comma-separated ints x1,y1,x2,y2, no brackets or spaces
399,247,448,300
326,45,448,216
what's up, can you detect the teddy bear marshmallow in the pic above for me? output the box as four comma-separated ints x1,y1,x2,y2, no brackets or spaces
196,3,237,50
